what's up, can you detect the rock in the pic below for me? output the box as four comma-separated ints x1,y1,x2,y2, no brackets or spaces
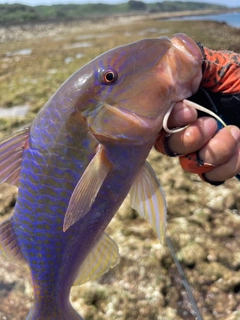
177,242,206,267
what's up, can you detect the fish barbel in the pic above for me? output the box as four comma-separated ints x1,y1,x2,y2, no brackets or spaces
0,33,202,319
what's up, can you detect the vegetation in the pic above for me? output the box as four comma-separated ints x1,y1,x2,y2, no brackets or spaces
0,1,228,25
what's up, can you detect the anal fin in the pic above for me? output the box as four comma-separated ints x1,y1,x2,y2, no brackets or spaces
73,232,119,286
0,218,26,263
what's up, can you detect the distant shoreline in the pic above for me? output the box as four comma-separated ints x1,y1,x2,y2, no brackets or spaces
1,8,239,43
0,7,239,28
141,8,240,21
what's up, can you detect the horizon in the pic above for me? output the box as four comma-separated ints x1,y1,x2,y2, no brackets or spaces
0,0,240,8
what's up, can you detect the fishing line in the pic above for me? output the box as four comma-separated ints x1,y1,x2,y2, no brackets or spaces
165,235,202,320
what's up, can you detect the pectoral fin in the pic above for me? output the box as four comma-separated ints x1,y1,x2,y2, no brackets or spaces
0,218,26,263
63,145,111,231
0,127,30,186
129,161,166,244
73,232,119,285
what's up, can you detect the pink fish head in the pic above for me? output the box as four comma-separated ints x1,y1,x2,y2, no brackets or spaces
74,33,202,144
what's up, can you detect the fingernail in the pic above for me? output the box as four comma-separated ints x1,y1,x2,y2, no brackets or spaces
203,118,218,136
230,127,240,143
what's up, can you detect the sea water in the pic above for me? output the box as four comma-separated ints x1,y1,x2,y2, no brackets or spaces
170,12,240,28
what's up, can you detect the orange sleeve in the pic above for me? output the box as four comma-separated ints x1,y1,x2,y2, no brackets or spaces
200,46,240,94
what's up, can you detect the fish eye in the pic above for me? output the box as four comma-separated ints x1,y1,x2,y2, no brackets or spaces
99,68,118,85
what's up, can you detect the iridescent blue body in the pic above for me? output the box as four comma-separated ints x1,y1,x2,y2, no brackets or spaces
17,126,150,319
14,87,151,319
0,34,203,319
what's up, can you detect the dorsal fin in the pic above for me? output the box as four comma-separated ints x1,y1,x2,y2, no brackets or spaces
73,232,119,285
0,218,26,263
63,145,111,231
129,161,166,244
0,127,30,186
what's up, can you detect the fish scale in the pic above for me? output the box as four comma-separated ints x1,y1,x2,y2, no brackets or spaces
14,143,130,315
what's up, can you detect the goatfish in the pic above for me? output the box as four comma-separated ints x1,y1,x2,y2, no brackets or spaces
0,33,202,320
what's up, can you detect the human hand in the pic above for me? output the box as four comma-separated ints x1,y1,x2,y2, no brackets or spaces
164,101,240,183
155,42,240,185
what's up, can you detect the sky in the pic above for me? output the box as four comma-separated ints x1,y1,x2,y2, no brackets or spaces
0,0,239,6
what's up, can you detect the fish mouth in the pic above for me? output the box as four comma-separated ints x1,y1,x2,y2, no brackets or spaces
85,104,157,143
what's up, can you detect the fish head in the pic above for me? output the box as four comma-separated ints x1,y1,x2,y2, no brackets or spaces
75,33,202,144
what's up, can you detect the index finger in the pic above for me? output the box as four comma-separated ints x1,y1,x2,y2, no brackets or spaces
167,101,197,129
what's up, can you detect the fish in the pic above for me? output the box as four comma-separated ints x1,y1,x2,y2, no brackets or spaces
0,33,202,320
